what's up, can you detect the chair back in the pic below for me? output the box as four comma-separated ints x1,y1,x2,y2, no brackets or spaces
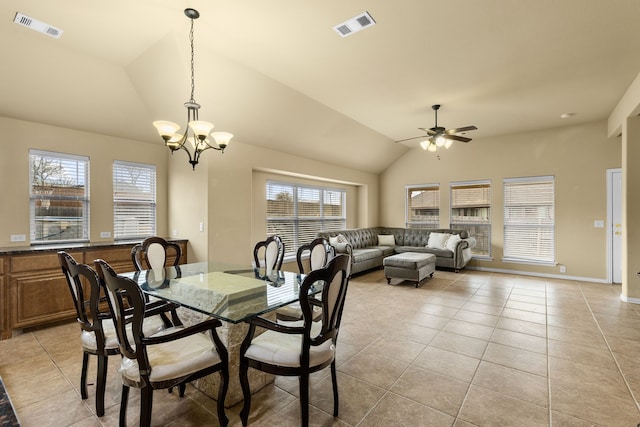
132,236,182,271
296,238,335,274
94,259,145,363
299,254,350,347
58,251,110,351
253,235,284,275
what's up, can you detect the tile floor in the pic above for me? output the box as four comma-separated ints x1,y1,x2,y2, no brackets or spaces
2,268,640,426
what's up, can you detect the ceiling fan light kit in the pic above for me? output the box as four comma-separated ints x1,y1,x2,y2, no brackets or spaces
396,104,477,153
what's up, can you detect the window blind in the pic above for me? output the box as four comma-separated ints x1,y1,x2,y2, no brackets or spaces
503,176,555,263
266,181,346,258
113,161,156,239
406,184,439,228
29,149,89,243
450,181,491,257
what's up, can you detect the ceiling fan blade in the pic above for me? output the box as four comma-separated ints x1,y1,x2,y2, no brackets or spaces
445,125,478,134
418,127,437,136
442,134,472,143
395,135,429,143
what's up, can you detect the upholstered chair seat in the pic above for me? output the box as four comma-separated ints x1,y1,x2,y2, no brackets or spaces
80,315,167,352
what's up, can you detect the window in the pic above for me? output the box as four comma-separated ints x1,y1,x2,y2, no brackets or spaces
30,150,89,243
113,161,156,239
406,184,439,228
503,176,555,264
266,181,346,258
450,181,491,257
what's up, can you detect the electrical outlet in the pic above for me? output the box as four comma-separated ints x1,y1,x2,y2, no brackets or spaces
199,222,204,232
10,234,26,242
560,265,566,273
594,220,604,228
172,229,178,236
100,231,111,238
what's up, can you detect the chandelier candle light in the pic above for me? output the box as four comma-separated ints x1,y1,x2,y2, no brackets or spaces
153,8,233,170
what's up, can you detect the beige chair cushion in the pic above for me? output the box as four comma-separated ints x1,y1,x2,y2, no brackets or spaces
80,315,167,352
120,327,222,383
244,320,335,368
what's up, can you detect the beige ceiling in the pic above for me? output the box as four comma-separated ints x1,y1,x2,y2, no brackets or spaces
2,0,639,174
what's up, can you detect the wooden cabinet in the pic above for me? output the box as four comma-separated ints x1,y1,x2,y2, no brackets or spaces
0,240,187,340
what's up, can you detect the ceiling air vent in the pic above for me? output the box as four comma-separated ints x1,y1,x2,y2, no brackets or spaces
333,11,376,38
13,12,63,39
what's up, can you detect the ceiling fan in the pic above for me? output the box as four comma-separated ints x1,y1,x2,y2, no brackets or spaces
396,104,477,152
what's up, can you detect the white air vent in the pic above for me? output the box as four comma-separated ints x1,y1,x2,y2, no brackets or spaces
13,12,63,39
333,11,376,38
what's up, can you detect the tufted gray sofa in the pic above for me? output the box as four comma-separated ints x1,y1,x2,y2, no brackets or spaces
317,227,476,275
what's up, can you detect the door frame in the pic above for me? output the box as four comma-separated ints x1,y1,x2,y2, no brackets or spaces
607,168,622,284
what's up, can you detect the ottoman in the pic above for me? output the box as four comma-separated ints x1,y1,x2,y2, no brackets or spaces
383,252,436,287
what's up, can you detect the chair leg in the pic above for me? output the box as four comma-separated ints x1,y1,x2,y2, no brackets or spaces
140,387,153,427
96,354,108,416
239,360,251,426
119,385,129,427
300,373,310,427
331,361,339,416
80,352,89,400
217,369,229,427
178,383,186,397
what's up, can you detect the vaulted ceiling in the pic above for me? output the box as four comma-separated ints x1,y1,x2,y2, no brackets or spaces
2,1,639,173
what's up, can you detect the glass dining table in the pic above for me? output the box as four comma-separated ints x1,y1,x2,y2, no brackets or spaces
124,261,317,323
122,261,318,406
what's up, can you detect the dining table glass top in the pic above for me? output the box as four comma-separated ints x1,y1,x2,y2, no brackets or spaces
124,262,318,324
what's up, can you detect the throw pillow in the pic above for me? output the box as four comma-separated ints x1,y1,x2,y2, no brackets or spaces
377,234,396,246
427,232,451,249
445,233,462,251
329,234,349,246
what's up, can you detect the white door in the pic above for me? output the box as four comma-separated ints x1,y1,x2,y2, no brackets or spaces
609,169,622,283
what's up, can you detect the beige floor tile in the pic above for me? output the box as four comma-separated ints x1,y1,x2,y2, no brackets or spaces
472,361,548,407
482,342,548,377
490,328,547,354
452,309,500,327
495,317,547,338
550,410,604,427
548,357,630,400
504,300,546,314
14,388,94,427
412,346,480,382
500,307,547,325
458,384,549,426
443,319,495,341
359,392,455,427
547,339,618,371
546,325,608,350
430,331,488,359
338,351,408,389
550,378,640,426
460,301,504,316
309,372,385,426
391,365,469,417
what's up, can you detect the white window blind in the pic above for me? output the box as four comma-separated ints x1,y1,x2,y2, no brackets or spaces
29,149,89,243
266,181,346,258
503,176,555,264
113,161,156,239
406,184,439,228
450,180,491,257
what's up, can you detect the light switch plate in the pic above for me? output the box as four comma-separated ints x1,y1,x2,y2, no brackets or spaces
10,234,26,242
594,220,604,228
100,231,111,238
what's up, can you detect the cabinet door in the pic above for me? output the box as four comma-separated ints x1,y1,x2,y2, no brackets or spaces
9,251,83,329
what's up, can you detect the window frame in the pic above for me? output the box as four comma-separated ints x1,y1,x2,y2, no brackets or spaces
29,149,90,244
503,175,555,265
266,180,346,258
113,160,157,240
406,184,440,229
450,180,492,258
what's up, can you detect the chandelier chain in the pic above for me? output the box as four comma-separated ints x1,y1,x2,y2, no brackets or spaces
189,16,195,103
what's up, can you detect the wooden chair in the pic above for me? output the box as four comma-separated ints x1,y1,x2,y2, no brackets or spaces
239,255,351,427
252,235,284,275
131,236,182,271
276,238,334,321
95,259,229,427
57,251,179,417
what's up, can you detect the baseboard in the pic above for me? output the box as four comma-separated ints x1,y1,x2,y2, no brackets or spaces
465,266,608,284
619,294,640,304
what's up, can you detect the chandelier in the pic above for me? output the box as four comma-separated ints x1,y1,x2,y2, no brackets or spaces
153,8,233,170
